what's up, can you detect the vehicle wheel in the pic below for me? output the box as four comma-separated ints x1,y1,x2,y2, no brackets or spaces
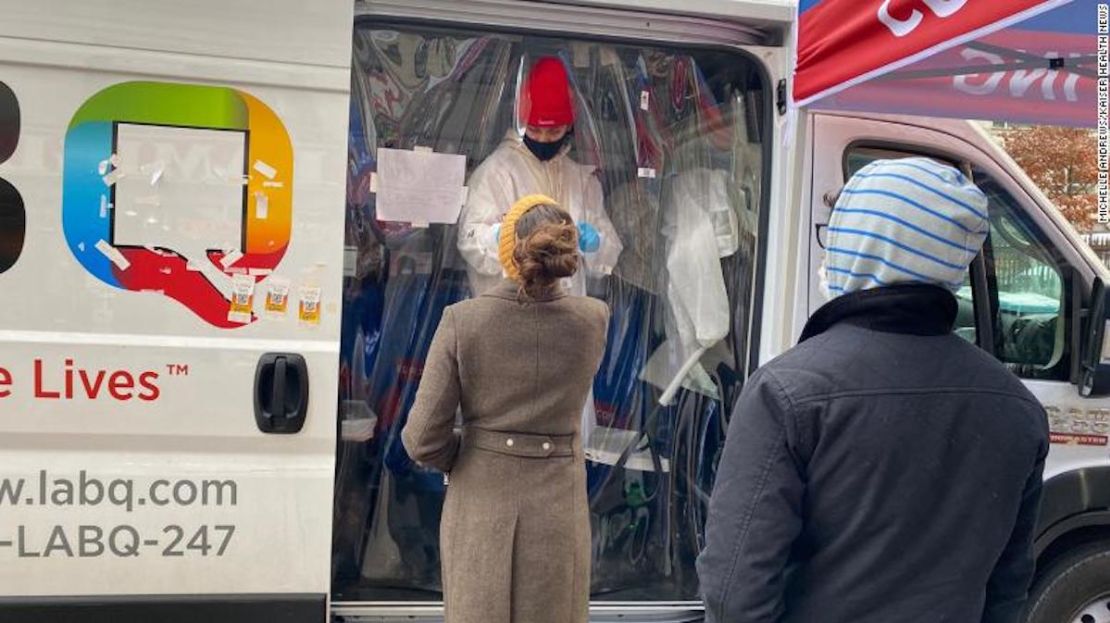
1027,541,1110,623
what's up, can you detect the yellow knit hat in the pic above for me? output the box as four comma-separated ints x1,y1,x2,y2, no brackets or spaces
499,194,559,282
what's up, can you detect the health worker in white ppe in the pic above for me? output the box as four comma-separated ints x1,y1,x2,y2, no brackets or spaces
457,56,622,297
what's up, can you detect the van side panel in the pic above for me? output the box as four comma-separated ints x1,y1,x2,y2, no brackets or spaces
0,0,351,613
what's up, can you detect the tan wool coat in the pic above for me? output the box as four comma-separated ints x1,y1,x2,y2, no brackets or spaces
401,280,609,623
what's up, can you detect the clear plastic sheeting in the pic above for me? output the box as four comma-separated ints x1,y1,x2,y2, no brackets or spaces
332,22,767,602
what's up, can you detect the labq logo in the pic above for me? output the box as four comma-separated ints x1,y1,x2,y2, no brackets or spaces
62,81,293,328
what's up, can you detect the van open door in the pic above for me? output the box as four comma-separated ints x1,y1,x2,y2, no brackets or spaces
329,0,791,620
0,1,352,620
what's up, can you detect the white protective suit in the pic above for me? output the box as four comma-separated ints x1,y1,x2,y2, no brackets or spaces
457,129,622,459
642,168,740,405
457,130,623,297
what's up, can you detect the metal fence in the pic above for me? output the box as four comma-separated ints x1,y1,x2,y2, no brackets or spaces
994,250,1060,298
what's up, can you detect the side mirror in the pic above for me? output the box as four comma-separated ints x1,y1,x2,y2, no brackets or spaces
1080,278,1110,397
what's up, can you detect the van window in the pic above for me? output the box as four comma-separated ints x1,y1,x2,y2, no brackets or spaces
976,168,1069,379
333,23,767,602
843,147,1071,381
0,81,22,274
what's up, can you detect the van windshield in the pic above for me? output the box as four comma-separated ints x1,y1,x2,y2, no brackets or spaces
332,21,768,602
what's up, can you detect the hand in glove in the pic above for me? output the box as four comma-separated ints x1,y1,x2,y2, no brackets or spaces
487,223,502,252
577,222,601,253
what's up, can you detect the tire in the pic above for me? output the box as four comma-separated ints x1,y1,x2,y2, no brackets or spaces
1027,541,1110,623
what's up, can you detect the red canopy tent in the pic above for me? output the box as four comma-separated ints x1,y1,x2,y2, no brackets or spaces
793,0,1097,127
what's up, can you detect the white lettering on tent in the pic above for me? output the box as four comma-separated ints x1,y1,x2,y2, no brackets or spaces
1064,53,1083,102
1024,51,1061,101
953,48,1083,102
878,0,968,38
922,0,968,18
953,49,1007,95
878,1,922,37
1010,65,1054,100
1010,51,1080,102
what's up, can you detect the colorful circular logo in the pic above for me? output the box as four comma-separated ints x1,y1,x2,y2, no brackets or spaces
62,81,293,328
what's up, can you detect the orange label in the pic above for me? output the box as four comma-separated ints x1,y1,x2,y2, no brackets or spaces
227,275,255,324
265,279,290,314
298,286,321,326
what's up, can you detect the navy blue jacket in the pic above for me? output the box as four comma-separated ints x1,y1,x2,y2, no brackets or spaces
697,284,1049,623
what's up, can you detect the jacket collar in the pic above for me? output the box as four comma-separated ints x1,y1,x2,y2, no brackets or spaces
483,279,567,303
800,283,958,343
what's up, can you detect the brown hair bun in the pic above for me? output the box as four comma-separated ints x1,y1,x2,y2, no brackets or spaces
511,203,579,301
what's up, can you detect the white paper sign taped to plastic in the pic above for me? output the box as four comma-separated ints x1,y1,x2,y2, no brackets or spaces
640,91,650,111
637,167,657,179
374,147,467,225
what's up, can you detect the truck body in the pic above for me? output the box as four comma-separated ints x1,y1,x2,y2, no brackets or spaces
0,1,1105,621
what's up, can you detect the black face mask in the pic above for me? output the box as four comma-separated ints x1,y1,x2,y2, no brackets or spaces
523,133,568,162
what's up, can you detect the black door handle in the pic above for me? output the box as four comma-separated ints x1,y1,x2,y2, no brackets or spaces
254,353,309,434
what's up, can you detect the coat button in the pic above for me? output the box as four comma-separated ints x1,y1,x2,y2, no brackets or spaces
506,438,514,447
542,442,552,451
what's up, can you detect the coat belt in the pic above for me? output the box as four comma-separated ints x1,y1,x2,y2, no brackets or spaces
463,427,576,458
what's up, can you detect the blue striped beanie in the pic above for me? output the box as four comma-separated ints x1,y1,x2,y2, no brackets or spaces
825,157,989,296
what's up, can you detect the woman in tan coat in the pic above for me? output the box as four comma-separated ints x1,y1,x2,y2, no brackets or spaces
402,194,609,623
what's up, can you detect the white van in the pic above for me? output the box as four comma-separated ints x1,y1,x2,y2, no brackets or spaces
0,1,1105,622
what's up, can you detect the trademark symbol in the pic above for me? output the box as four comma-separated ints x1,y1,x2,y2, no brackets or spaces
166,364,189,376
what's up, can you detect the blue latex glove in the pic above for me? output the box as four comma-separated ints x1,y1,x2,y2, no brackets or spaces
488,223,501,250
578,222,601,253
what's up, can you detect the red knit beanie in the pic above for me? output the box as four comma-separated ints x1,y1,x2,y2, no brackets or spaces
520,57,575,128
